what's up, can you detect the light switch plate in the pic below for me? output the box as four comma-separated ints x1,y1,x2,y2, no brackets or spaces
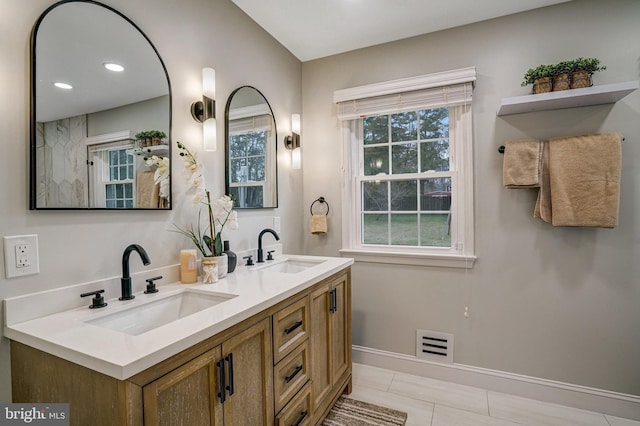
3,234,40,278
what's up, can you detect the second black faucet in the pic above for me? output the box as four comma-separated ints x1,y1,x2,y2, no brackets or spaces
120,244,150,300
257,228,280,263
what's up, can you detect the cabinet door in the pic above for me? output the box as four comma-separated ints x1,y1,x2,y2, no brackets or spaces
143,347,224,426
309,283,332,410
222,318,274,426
330,274,350,385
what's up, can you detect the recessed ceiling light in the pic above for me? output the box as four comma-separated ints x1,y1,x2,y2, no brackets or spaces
104,62,125,72
53,82,73,90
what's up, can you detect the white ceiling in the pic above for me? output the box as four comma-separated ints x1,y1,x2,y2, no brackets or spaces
231,0,571,62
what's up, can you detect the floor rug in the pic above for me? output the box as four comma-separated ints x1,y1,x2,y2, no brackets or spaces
322,396,408,425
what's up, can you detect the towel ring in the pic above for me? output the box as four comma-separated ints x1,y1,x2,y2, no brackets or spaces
310,197,330,216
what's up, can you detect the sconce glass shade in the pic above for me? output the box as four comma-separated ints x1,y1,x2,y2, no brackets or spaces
291,146,301,170
203,117,217,151
291,113,301,134
202,68,215,99
286,113,301,169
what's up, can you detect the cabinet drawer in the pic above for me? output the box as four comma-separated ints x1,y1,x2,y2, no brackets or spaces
275,381,312,426
274,340,310,415
273,296,309,363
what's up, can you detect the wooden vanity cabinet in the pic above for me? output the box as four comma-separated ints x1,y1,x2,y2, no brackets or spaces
142,346,224,426
309,271,351,423
142,318,273,426
10,267,351,426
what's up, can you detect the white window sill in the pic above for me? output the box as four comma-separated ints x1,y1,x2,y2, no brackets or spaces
339,248,476,269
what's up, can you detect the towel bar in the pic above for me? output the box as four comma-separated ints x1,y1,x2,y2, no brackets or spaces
498,136,624,154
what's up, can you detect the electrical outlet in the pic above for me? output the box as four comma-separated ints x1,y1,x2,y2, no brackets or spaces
16,244,30,268
4,235,40,278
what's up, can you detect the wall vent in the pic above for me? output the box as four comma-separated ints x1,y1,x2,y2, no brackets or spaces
416,329,454,364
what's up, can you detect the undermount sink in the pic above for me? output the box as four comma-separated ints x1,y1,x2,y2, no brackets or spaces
86,289,237,336
253,258,326,274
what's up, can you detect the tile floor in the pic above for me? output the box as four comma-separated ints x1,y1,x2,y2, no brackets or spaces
350,363,640,426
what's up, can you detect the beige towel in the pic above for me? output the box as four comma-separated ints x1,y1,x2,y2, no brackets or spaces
137,171,160,208
502,139,543,188
311,214,328,234
534,141,551,223
547,133,622,228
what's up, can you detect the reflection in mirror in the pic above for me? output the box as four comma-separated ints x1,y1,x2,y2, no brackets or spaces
225,87,277,209
30,1,171,209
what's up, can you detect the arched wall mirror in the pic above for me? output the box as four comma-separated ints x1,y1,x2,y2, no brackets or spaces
225,86,278,209
30,0,171,210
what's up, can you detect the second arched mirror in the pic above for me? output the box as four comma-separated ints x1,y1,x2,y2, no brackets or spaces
225,87,277,209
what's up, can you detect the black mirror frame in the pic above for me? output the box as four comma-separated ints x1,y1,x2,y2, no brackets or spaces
29,0,172,210
224,86,278,209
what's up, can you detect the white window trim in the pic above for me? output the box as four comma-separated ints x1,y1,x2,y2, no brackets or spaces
337,68,477,269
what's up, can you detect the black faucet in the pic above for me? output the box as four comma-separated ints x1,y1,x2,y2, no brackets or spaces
257,228,280,263
120,244,151,300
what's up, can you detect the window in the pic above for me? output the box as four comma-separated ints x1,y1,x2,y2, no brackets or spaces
229,131,267,207
104,148,135,208
228,113,275,208
88,140,135,208
336,68,476,268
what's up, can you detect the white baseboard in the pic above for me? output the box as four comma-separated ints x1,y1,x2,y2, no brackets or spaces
352,345,640,421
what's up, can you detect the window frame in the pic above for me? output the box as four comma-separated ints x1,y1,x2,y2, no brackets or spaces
88,139,136,209
336,68,476,268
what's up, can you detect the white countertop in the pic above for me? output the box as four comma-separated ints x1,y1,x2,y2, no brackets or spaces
3,255,353,380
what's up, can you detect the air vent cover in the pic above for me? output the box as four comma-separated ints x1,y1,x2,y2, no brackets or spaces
416,329,453,363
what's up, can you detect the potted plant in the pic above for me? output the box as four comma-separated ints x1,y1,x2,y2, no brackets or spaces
571,57,606,89
135,130,151,147
171,142,239,278
150,130,167,146
552,61,574,91
521,64,555,94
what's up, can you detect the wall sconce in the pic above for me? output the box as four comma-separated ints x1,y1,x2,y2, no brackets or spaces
284,113,301,169
191,68,217,151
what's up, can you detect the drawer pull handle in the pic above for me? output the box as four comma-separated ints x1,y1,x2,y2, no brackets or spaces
291,410,308,426
285,365,303,383
329,288,337,313
284,320,303,335
216,358,226,404
225,353,235,396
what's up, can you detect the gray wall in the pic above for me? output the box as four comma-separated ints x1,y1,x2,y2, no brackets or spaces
0,0,302,402
301,0,640,395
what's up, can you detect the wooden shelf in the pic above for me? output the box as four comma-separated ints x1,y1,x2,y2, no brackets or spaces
497,80,639,116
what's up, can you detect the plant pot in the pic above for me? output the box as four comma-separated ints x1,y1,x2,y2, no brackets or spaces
212,253,228,278
152,137,162,146
570,70,591,89
201,258,218,283
552,73,571,91
532,77,552,94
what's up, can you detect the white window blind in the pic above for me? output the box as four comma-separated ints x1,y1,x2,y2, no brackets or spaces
334,67,476,120
228,114,272,135
336,82,473,120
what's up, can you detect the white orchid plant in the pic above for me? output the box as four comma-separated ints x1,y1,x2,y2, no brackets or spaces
173,141,238,257
144,155,170,200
